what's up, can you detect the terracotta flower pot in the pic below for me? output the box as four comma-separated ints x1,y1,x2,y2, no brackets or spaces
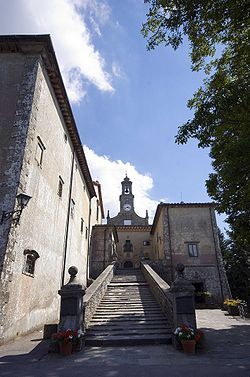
227,306,239,316
181,340,196,354
59,341,73,356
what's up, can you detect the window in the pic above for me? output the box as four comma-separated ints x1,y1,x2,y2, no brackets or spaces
85,226,88,239
124,220,132,225
188,243,198,257
57,176,64,198
35,136,45,167
80,218,84,233
64,133,68,143
23,250,39,277
123,240,133,252
124,185,129,194
143,240,150,246
70,199,75,218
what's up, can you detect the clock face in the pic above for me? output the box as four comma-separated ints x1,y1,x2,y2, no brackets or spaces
123,204,131,211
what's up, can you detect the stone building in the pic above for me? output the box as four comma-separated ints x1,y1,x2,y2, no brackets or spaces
0,35,102,344
150,203,231,304
0,34,231,345
104,175,151,270
90,176,231,306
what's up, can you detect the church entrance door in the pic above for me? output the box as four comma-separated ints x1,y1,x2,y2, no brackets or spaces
123,261,133,269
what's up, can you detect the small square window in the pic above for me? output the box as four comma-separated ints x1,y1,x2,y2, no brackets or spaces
188,243,198,257
35,136,45,167
124,220,132,225
22,250,39,277
58,176,64,198
143,240,150,246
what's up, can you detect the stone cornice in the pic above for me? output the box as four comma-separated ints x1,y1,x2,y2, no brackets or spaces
116,225,152,232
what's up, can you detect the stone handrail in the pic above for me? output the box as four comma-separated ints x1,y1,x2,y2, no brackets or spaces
83,261,117,328
141,261,173,327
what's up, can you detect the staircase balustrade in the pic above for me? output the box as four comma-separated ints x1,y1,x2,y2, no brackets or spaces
83,261,117,328
141,262,174,328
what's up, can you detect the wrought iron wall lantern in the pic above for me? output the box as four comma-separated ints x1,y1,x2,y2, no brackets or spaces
1,193,32,225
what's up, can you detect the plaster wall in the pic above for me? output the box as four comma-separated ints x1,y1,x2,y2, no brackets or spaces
116,227,152,269
166,206,217,265
0,54,40,343
151,210,165,260
89,226,117,278
0,57,91,343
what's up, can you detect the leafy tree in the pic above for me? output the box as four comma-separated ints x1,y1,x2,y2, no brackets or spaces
142,1,250,250
218,229,249,300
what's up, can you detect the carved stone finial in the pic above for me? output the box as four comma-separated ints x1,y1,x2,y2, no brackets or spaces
176,263,185,277
68,266,78,278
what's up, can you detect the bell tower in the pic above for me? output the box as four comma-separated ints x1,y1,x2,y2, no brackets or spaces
120,175,134,213
107,175,148,226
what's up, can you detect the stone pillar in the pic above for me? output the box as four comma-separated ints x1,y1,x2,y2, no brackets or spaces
170,264,197,332
58,266,86,349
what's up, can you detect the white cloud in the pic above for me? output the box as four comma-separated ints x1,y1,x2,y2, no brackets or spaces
84,146,159,223
112,62,124,78
0,0,114,102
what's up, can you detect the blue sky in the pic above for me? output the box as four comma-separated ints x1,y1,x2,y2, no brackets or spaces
0,0,226,229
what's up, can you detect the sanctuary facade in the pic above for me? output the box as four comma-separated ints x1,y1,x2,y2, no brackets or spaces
0,34,230,345
90,176,231,307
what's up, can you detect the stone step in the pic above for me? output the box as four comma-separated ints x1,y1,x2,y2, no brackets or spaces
85,272,170,346
90,315,166,321
95,308,163,313
87,328,170,337
88,320,169,331
98,302,159,310
85,334,172,347
88,319,169,327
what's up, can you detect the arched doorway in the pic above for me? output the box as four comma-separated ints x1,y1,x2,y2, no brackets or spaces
123,260,133,269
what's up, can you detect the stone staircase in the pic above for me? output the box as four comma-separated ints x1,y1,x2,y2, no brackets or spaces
85,269,172,346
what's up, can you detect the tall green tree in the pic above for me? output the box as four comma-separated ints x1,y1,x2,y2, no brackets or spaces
218,229,249,300
142,1,250,250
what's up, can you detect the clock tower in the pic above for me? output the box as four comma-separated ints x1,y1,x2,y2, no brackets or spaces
120,175,134,213
107,175,149,226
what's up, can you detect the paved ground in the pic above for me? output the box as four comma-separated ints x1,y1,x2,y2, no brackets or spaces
0,310,249,377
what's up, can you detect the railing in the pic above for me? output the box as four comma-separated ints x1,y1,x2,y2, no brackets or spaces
83,261,117,328
141,262,173,327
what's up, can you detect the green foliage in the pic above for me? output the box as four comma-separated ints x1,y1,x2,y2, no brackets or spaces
142,0,250,250
219,229,249,300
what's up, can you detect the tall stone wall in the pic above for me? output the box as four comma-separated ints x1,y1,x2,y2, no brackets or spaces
0,54,40,344
89,225,118,278
0,55,92,344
